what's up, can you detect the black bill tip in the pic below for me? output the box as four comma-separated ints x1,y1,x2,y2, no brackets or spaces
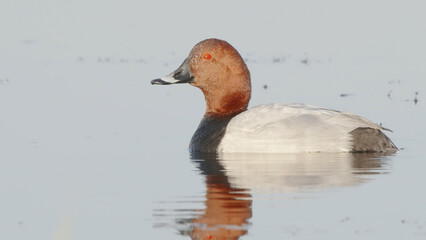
151,79,172,85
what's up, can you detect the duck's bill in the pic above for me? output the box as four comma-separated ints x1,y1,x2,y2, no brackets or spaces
151,76,181,85
151,57,194,85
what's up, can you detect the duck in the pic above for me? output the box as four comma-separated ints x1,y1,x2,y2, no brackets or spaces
151,38,397,153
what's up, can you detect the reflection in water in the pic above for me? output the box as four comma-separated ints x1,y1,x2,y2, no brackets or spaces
190,153,252,240
215,152,393,193
154,152,394,239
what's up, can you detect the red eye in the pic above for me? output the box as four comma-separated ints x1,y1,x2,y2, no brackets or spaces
204,54,212,60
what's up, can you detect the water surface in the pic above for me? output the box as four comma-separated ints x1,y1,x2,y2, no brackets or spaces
1,1,426,239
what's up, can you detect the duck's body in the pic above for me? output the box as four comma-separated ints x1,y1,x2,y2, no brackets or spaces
192,103,396,153
152,38,397,153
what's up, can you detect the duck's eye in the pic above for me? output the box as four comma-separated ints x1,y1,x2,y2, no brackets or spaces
204,54,212,60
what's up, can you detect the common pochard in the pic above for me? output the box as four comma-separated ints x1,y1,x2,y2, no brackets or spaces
151,38,397,153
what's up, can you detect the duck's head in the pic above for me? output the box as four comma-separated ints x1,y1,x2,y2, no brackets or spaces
152,38,251,118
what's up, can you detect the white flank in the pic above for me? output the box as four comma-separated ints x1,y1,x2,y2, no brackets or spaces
218,103,383,153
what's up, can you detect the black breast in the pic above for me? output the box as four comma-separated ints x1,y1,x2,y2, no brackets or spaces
189,116,234,153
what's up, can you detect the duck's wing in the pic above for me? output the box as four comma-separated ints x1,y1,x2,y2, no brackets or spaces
218,103,391,153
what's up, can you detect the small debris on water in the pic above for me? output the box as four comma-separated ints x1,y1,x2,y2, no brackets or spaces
414,92,418,105
97,57,110,63
273,56,285,63
388,80,401,84
301,58,309,65
135,58,145,63
263,84,268,90
387,90,392,100
0,78,10,85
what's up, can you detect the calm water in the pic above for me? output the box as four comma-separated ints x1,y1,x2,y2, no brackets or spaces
154,152,396,239
1,52,424,240
1,1,426,239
